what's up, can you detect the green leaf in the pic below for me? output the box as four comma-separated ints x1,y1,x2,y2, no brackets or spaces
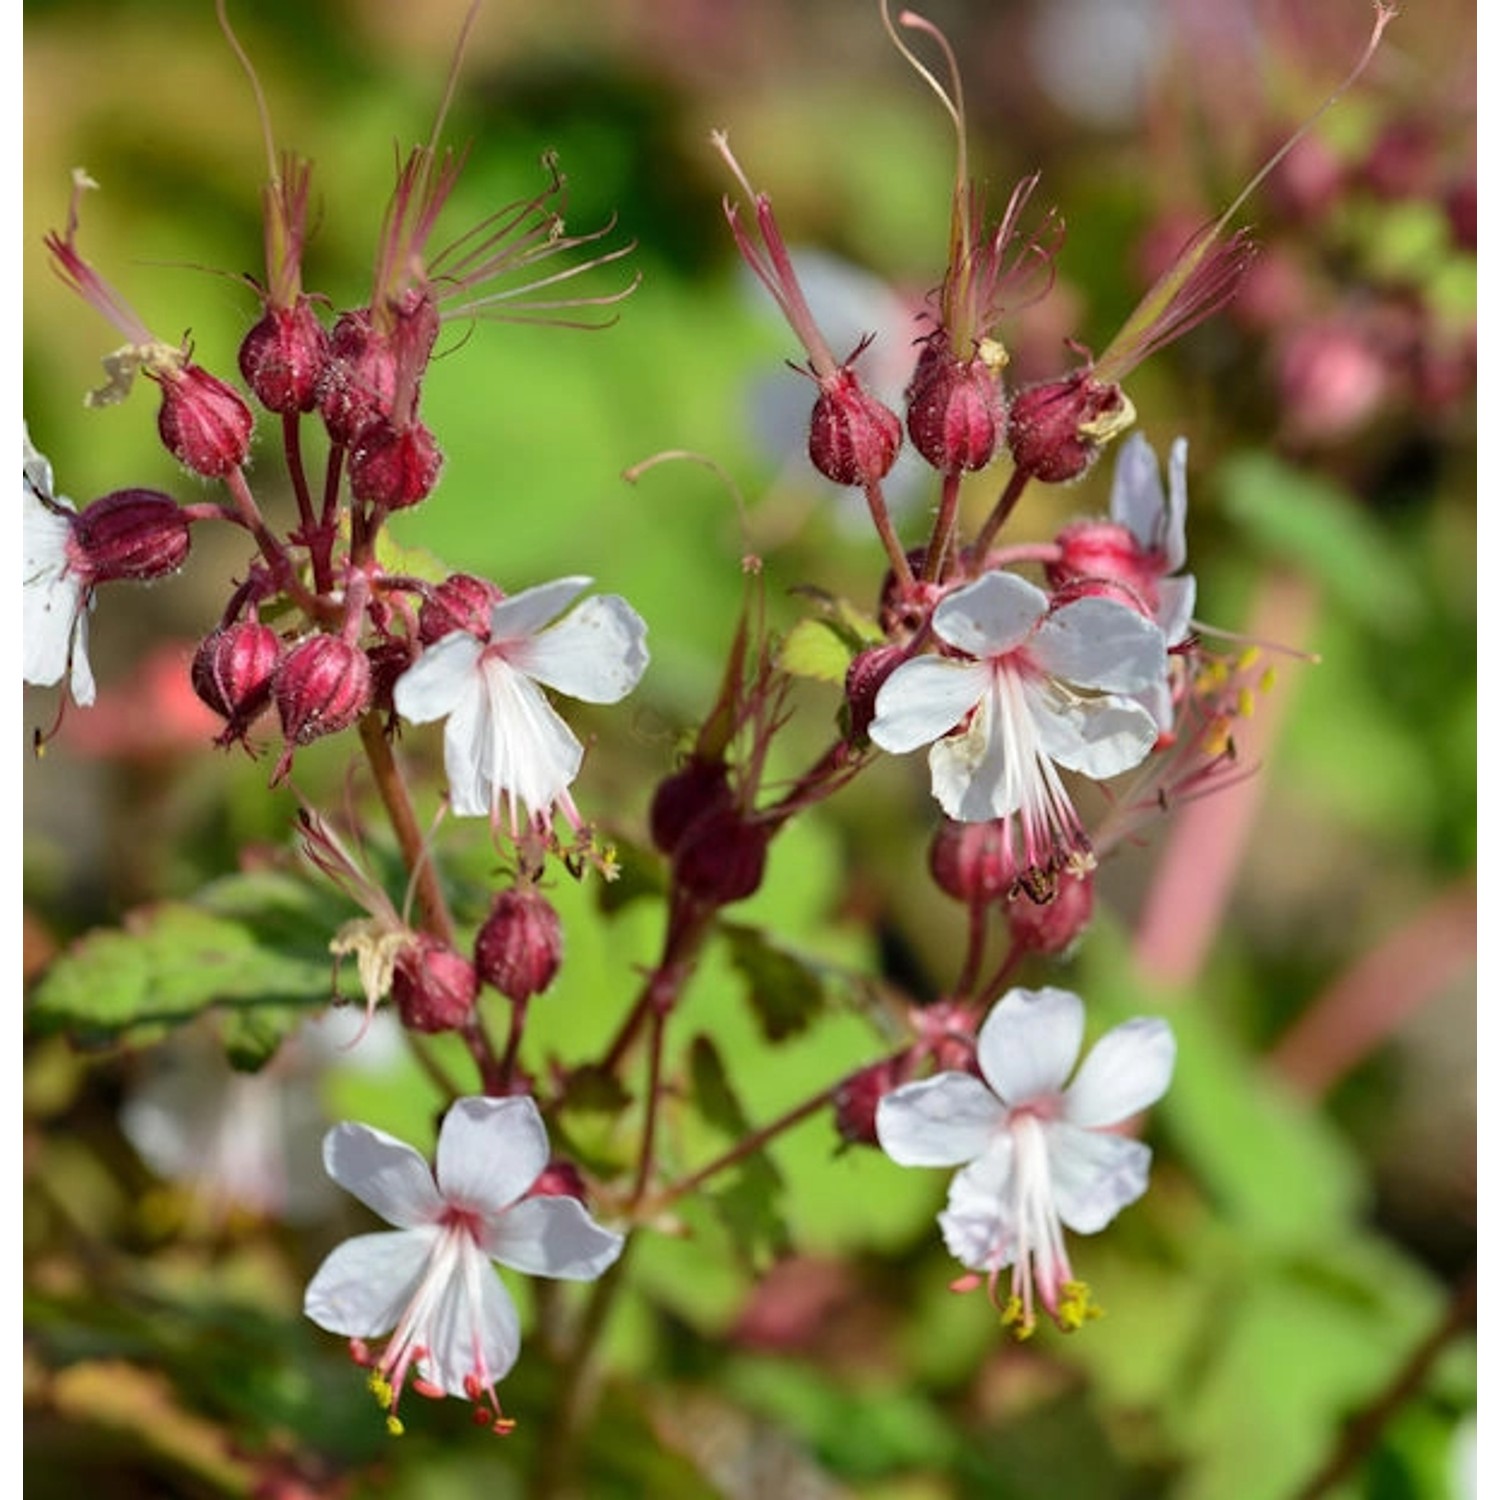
1217,451,1425,632
719,922,829,1042
28,892,341,1061
777,593,884,683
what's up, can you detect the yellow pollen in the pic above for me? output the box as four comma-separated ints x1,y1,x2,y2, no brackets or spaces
1260,666,1277,694
978,336,1010,372
1236,687,1256,719
1204,720,1232,758
386,1415,405,1437
1236,646,1263,671
998,1295,1035,1340
367,1370,394,1410
1078,390,1137,444
1056,1280,1102,1332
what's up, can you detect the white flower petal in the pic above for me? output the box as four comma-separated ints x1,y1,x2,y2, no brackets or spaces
927,695,1022,822
488,576,592,641
418,1238,523,1396
1063,1017,1176,1128
436,1096,549,1215
1045,1122,1153,1234
23,426,57,500
939,1148,1018,1271
1108,431,1164,550
394,632,482,724
875,1072,1003,1166
1163,436,1189,573
303,1226,439,1337
931,572,1049,657
976,987,1085,1106
1026,682,1158,780
322,1121,444,1228
1155,574,1196,646
870,657,988,754
487,1195,625,1280
1030,596,1166,694
515,594,649,704
465,657,584,820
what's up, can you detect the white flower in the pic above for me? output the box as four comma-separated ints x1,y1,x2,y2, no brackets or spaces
1108,432,1196,647
868,571,1165,858
876,986,1175,1336
393,576,649,831
23,427,94,705
304,1094,623,1433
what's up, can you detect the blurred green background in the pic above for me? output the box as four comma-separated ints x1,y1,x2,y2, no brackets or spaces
24,1,1475,1496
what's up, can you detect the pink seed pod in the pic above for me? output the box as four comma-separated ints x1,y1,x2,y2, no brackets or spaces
191,621,282,746
928,817,1021,907
274,634,372,760
238,298,330,414
1006,373,1129,484
348,417,443,510
474,887,564,1003
418,574,505,645
905,340,1006,473
155,364,254,477
392,938,479,1033
1006,868,1095,955
68,489,191,584
808,367,903,487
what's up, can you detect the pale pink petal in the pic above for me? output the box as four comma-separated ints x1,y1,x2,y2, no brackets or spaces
1107,431,1164,550
931,572,1048,657
488,576,592,642
514,594,649,703
1045,1122,1153,1233
436,1096,549,1215
303,1226,439,1336
486,1195,625,1280
1025,682,1158,780
393,631,483,724
976,987,1084,1106
875,1072,1003,1166
322,1121,445,1228
869,657,988,754
417,1239,522,1396
1063,1017,1176,1128
1029,596,1166,694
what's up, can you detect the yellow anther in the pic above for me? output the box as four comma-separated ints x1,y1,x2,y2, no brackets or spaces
1260,667,1277,694
1236,646,1262,671
1236,686,1256,719
367,1370,395,1411
386,1415,405,1437
1078,390,1137,444
978,336,1010,372
1056,1281,1101,1333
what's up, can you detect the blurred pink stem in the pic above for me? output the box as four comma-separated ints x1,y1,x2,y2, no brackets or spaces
1132,569,1317,989
1268,878,1476,1099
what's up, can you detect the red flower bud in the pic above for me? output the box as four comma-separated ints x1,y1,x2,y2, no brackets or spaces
844,644,906,743
833,1053,914,1147
191,621,282,746
474,887,564,1003
674,804,771,905
317,310,396,446
364,636,417,720
238,298,329,414
929,818,1021,905
1007,373,1130,484
807,367,903,487
67,489,192,584
155,364,254,477
649,755,734,857
273,634,372,767
905,339,1006,473
1005,868,1094,954
348,417,442,509
526,1158,590,1203
419,574,505,645
392,938,478,1033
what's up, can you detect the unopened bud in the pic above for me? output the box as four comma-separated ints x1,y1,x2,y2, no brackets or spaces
68,489,191,583
192,621,282,745
674,804,771,905
317,310,396,446
833,1053,913,1147
155,364,254,477
1006,868,1094,954
929,818,1020,905
274,634,372,751
844,644,906,742
474,887,564,1003
348,417,442,509
526,1158,590,1203
238,298,330,414
419,574,504,645
649,755,734,856
808,368,902,487
365,637,417,720
1007,373,1132,484
905,339,1006,473
392,938,478,1033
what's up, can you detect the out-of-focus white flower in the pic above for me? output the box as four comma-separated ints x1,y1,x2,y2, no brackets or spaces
877,986,1175,1336
868,571,1165,874
304,1095,623,1434
393,576,648,833
23,427,94,705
